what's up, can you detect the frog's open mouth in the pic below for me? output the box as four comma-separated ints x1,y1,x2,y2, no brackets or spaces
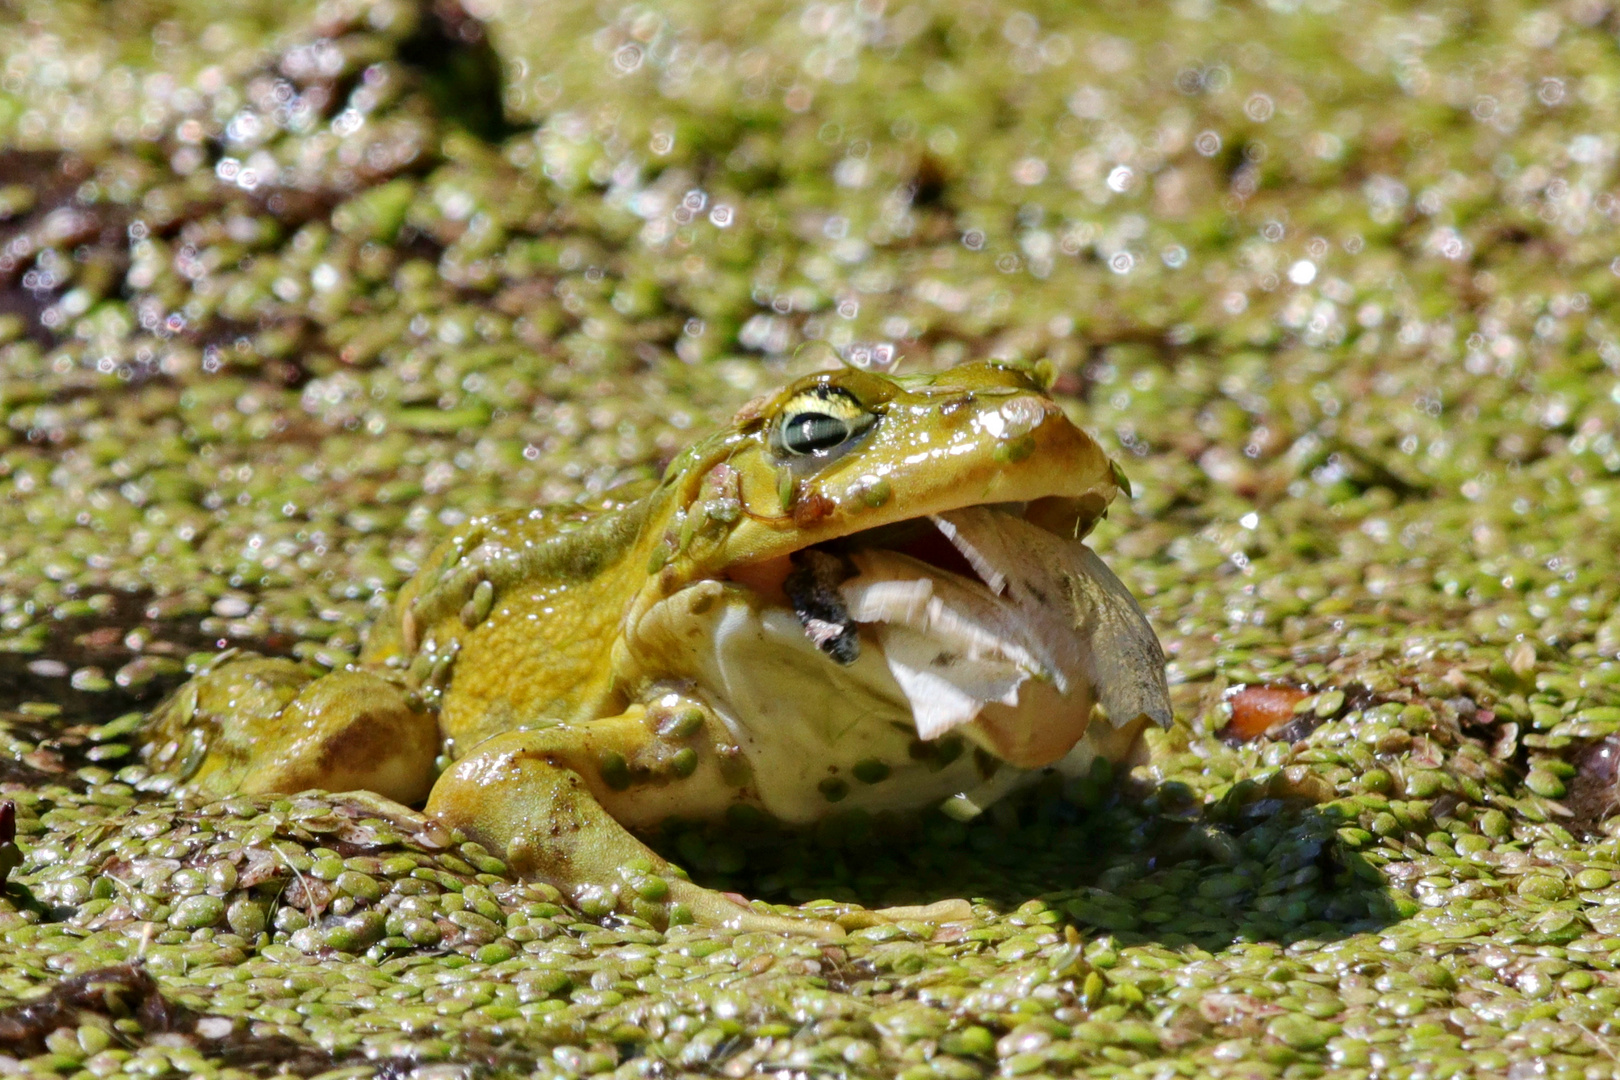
726,502,1171,751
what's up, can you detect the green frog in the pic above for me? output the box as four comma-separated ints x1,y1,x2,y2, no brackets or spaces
142,361,1171,935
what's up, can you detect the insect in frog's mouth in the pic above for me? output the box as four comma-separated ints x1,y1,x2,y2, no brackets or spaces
778,501,1079,669
727,500,1172,750
779,513,1002,667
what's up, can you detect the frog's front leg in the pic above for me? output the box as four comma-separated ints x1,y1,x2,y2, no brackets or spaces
425,705,844,937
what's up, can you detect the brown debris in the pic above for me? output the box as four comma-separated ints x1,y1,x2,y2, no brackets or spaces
0,965,192,1057
1222,684,1312,742
0,964,460,1076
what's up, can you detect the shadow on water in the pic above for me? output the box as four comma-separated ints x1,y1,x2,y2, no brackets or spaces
653,773,1400,952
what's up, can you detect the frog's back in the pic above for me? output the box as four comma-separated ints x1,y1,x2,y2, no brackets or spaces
365,482,662,751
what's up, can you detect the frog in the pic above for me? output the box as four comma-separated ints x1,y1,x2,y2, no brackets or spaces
141,361,1172,936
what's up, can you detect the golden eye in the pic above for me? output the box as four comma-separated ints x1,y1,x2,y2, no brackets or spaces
772,387,876,458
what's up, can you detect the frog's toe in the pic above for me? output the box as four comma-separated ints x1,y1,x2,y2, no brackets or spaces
870,898,975,924
800,898,976,931
665,879,846,939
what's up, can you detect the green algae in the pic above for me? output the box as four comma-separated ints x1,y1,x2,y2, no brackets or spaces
4,0,1620,1077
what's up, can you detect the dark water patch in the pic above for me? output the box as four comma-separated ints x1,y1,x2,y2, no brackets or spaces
0,965,199,1058
0,749,81,791
1566,735,1620,839
0,586,304,739
193,313,327,390
400,0,521,144
0,151,132,349
0,962,544,1077
907,153,951,209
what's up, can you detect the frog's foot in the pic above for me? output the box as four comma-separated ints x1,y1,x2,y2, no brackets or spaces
873,898,976,923
142,656,439,804
797,897,976,931
425,720,844,936
670,881,845,939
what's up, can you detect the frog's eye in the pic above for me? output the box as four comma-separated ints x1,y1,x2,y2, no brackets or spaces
772,387,877,459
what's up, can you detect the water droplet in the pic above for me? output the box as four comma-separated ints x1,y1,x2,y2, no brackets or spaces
1012,157,1048,185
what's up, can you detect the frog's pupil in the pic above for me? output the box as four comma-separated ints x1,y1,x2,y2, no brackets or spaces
783,412,851,454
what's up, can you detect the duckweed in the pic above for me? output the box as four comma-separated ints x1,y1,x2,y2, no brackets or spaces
3,0,1620,1077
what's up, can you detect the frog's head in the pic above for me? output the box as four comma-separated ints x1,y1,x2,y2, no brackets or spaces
631,360,1167,778
649,360,1123,586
